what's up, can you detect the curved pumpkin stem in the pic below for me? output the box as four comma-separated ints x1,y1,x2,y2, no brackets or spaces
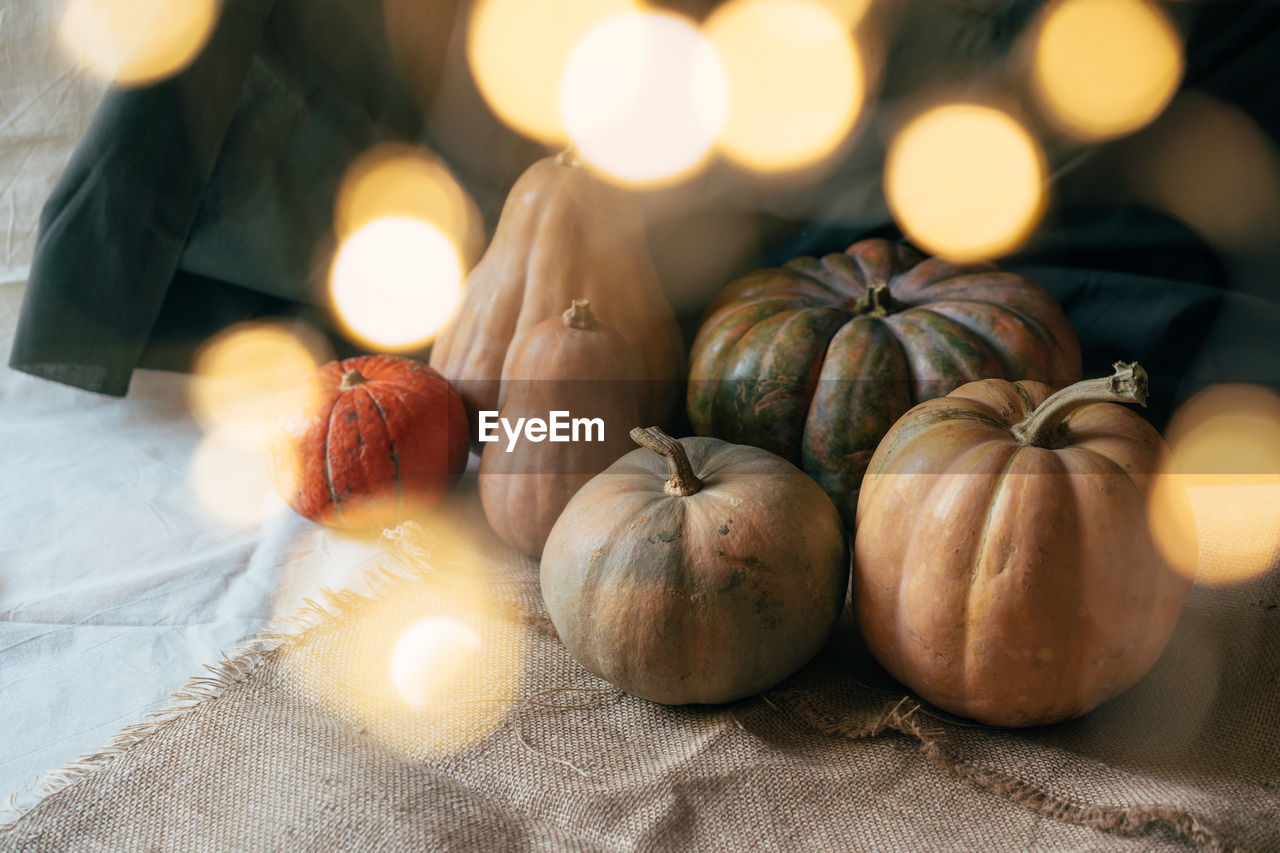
1011,362,1148,449
554,147,582,169
630,426,703,497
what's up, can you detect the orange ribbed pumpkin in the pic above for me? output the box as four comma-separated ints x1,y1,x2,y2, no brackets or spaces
853,364,1190,726
429,152,685,442
268,355,468,528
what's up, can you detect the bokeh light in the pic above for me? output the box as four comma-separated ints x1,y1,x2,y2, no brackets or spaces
280,516,526,757
57,0,221,87
885,104,1046,262
1132,95,1280,255
328,217,464,352
389,619,484,708
706,0,864,173
560,10,728,186
467,0,636,144
1149,384,1280,585
815,0,873,27
335,144,485,267
189,321,331,444
1032,0,1182,140
189,428,288,527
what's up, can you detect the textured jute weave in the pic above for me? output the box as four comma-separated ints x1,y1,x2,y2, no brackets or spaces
2,486,1277,852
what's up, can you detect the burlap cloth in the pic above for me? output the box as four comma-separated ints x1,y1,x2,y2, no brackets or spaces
2,482,1276,852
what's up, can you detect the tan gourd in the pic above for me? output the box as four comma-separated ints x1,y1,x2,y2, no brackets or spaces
542,427,849,705
853,363,1190,726
479,299,640,557
429,152,685,439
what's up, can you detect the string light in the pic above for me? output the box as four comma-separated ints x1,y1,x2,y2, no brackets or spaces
1032,0,1182,140
328,217,464,352
335,144,484,266
467,0,636,143
1149,384,1280,586
885,104,1046,262
560,10,728,186
188,322,329,443
57,0,221,86
706,0,864,173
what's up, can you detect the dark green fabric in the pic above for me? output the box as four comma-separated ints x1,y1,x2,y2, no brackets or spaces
9,0,1280,422
9,0,278,396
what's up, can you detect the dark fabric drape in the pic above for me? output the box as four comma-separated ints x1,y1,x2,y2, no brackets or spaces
10,0,1280,432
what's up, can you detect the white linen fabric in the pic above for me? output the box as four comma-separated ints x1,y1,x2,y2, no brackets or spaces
0,0,103,283
0,0,309,803
0,273,391,806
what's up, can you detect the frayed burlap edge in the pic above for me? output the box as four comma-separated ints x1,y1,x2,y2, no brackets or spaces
772,689,1244,852
0,602,321,834
0,522,1250,851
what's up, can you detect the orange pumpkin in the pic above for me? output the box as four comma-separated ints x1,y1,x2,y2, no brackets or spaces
479,299,640,557
268,355,468,528
429,152,685,440
853,363,1190,726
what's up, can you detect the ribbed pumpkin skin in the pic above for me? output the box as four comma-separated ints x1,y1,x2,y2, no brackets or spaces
853,378,1189,726
542,436,848,705
479,303,640,557
688,239,1081,526
269,355,469,528
429,155,685,440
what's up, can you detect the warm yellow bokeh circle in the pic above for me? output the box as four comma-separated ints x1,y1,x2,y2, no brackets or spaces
1032,0,1183,140
886,104,1047,262
559,10,728,187
1148,384,1280,586
328,217,464,352
467,0,637,144
706,0,864,173
58,0,221,87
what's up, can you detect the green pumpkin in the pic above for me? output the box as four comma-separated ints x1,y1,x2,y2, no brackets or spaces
688,238,1081,525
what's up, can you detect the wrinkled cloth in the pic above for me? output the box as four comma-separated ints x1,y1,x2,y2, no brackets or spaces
0,0,104,282
0,274,392,804
1,489,1276,852
11,0,1280,425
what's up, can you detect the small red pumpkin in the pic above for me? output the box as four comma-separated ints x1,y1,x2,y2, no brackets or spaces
268,355,468,527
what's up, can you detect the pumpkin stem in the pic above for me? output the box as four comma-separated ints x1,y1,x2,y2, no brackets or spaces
852,279,900,317
555,147,582,169
1011,362,1149,449
562,298,597,330
630,426,703,497
339,368,369,391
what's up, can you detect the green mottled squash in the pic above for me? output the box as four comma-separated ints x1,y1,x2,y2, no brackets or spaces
688,238,1081,525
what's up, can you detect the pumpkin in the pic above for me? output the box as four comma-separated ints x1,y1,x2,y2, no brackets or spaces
688,238,1081,526
853,363,1190,726
541,426,849,705
429,151,685,441
268,355,468,528
479,299,640,557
